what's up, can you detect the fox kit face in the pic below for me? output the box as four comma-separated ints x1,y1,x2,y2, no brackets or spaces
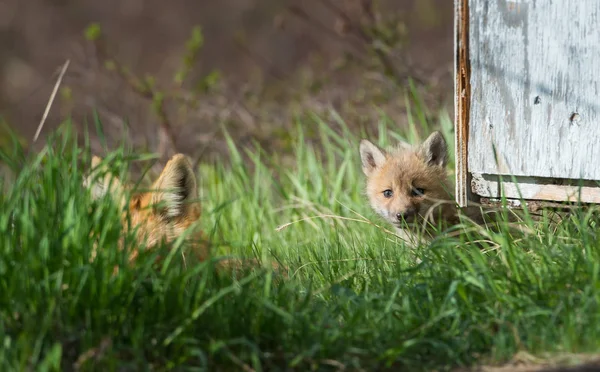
85,154,205,262
359,131,453,231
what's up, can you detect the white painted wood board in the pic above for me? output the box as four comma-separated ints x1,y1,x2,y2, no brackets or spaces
467,0,600,181
471,173,600,204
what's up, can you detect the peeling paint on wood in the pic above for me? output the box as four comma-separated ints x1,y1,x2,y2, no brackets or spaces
472,173,600,204
468,0,600,180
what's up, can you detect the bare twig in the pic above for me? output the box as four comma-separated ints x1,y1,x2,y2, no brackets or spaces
90,36,178,160
286,5,364,52
318,0,426,86
33,59,70,143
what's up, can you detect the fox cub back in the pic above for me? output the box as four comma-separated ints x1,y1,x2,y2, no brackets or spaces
85,154,207,263
359,131,457,241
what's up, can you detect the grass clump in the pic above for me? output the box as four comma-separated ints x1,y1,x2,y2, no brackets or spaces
1,114,600,371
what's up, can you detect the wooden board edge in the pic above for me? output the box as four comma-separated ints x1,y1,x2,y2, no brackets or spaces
471,173,600,204
454,0,474,208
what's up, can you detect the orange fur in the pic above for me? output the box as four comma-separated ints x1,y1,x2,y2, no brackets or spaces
84,154,286,275
85,154,207,265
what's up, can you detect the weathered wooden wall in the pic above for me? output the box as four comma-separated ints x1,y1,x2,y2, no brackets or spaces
467,0,600,181
455,0,600,205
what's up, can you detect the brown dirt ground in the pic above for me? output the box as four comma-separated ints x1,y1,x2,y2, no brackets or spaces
456,352,600,372
0,0,454,163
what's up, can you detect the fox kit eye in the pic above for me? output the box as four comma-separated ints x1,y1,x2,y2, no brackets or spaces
383,189,393,198
411,188,425,197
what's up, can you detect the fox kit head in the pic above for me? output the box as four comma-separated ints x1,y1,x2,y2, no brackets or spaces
84,154,205,261
359,131,454,230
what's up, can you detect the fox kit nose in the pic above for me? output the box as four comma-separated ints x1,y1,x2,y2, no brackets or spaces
396,208,416,222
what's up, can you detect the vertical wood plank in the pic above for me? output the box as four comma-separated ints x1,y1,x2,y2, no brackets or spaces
454,0,473,207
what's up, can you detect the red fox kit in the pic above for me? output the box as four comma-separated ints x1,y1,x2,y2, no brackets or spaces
85,154,208,264
359,131,458,243
85,154,285,275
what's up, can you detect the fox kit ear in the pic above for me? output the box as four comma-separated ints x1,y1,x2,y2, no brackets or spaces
84,155,125,200
150,154,197,219
420,131,448,167
359,139,387,176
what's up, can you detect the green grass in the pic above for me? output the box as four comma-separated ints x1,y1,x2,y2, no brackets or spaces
1,112,600,372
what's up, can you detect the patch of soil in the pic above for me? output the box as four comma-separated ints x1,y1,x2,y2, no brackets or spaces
457,352,600,372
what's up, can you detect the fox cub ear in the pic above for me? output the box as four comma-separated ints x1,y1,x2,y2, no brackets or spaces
359,139,387,176
420,131,448,168
150,154,197,219
84,155,125,201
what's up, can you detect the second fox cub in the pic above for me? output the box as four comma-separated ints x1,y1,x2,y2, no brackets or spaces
85,154,285,275
359,131,458,243
85,154,208,264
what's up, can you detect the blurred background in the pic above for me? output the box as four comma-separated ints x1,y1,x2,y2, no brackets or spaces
0,0,453,163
